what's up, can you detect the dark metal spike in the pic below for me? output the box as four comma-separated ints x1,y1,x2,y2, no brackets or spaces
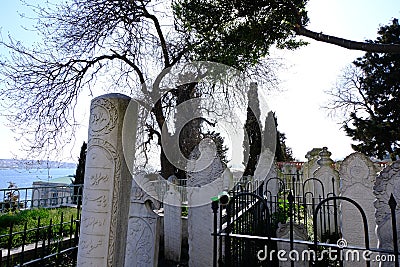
389,193,397,209
288,191,295,203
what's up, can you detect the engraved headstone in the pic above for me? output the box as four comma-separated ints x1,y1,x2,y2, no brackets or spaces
124,175,161,267
255,150,279,211
77,94,136,267
304,148,322,180
313,147,339,236
302,148,322,199
313,147,338,197
187,184,222,267
163,186,182,262
374,160,400,267
187,141,225,267
340,152,379,267
187,139,224,187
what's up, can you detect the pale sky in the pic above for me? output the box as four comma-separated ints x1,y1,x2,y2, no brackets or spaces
0,1,399,162
269,0,400,160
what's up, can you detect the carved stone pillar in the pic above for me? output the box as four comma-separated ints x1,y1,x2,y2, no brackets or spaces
77,93,136,267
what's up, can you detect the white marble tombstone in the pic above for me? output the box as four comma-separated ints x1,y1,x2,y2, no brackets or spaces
124,174,161,267
313,147,339,198
276,223,309,267
374,160,400,267
340,152,379,267
304,148,322,179
313,147,340,237
163,185,182,262
254,149,277,193
302,148,322,200
187,141,225,267
77,94,136,267
255,150,279,211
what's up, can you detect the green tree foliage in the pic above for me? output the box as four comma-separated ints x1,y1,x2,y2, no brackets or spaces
265,112,294,162
263,111,294,162
174,0,309,69
73,141,87,185
242,83,293,175
243,82,261,176
174,0,400,54
202,131,229,165
276,131,294,162
329,19,400,161
72,141,86,204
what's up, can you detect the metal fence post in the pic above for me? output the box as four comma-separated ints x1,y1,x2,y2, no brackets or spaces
332,177,339,236
212,199,219,267
288,191,294,267
389,194,399,267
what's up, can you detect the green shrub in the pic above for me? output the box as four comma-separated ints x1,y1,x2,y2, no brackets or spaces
0,207,78,249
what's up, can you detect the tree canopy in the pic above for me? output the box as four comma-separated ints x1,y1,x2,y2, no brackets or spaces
174,0,309,69
328,19,400,160
73,141,87,186
2,0,398,173
0,0,277,178
175,0,400,54
242,82,262,176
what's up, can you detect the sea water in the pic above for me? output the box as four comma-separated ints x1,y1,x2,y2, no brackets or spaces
0,168,76,205
0,168,75,189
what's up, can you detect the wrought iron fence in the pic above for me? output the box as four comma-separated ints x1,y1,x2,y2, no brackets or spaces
0,185,83,213
0,205,81,267
212,177,400,267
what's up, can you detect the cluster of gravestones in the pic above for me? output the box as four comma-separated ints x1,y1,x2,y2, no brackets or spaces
76,94,229,266
273,148,399,267
76,94,399,267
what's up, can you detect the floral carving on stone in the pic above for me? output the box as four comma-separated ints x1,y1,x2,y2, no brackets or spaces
125,217,157,266
340,152,376,194
84,138,121,267
89,98,118,136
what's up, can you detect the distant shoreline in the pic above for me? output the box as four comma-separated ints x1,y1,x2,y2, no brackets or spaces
0,159,76,169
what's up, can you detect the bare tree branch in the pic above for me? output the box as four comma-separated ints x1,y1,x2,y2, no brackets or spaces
296,26,400,53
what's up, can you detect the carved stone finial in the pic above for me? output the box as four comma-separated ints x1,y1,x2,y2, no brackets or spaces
317,147,334,167
305,147,322,160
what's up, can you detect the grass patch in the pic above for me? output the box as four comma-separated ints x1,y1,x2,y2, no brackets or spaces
0,207,79,249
